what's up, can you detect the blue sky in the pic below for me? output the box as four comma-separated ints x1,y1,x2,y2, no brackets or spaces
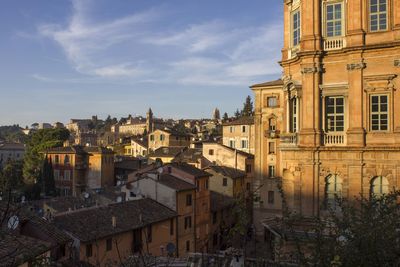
0,0,283,127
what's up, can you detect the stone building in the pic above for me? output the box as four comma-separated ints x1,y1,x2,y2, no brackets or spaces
222,116,255,154
252,0,400,235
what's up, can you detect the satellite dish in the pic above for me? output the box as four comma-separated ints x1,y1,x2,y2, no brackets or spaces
83,192,90,199
116,196,122,203
166,243,176,254
7,215,19,230
157,167,164,174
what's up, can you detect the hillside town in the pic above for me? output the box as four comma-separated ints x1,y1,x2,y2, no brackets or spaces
1,0,400,267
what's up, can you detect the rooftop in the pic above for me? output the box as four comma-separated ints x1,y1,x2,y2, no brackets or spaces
54,199,177,242
222,116,254,126
149,146,186,158
169,162,211,178
157,173,196,192
250,79,284,88
0,142,25,150
205,165,246,179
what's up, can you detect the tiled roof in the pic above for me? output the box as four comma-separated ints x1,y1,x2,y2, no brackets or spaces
149,146,186,158
210,191,235,212
158,174,196,191
205,165,246,179
172,148,202,164
84,146,114,154
250,79,284,88
54,199,177,242
44,196,95,213
156,128,191,137
222,116,254,126
0,233,52,267
169,162,211,178
0,143,25,150
46,145,87,154
203,142,254,158
131,138,148,148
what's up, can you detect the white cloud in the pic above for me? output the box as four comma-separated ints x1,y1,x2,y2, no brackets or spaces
37,0,283,86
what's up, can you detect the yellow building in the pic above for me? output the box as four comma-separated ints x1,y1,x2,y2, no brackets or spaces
148,129,191,152
222,116,255,154
252,0,400,235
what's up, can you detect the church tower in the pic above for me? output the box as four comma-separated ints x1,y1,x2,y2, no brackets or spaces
146,108,153,134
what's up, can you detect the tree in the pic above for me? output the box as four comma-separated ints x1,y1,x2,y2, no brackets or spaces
23,128,69,187
276,190,400,267
0,160,24,196
42,156,56,196
222,112,229,122
242,95,254,117
234,109,241,119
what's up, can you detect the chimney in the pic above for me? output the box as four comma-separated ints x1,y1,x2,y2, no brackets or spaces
112,216,117,228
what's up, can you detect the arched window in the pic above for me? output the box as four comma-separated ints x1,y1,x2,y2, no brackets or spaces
64,155,70,165
370,176,389,198
325,174,342,209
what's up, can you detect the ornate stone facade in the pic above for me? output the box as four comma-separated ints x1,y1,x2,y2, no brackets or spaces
252,0,400,231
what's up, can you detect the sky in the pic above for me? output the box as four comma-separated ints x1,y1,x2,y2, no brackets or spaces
0,0,283,127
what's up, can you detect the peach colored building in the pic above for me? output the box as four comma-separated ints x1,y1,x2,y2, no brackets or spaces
148,129,191,152
222,116,255,154
252,0,400,236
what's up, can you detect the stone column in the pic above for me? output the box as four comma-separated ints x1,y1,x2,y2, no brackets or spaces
346,54,366,147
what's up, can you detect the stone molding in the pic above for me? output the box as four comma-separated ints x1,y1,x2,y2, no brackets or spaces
301,65,324,74
347,62,366,71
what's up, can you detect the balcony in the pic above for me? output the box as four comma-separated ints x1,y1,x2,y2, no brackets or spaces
280,133,298,146
324,132,346,146
264,130,280,139
323,37,346,51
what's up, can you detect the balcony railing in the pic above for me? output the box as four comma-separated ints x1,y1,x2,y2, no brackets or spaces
323,37,346,51
264,130,280,139
280,133,298,145
324,132,346,146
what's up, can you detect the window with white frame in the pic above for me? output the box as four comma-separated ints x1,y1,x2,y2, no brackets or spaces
292,10,301,46
370,95,388,131
229,126,234,133
241,139,248,149
229,139,235,148
326,96,344,132
369,0,387,31
370,176,389,198
289,98,297,133
325,174,342,209
64,170,71,181
325,2,343,37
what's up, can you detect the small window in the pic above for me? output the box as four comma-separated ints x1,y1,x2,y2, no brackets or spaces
229,126,234,133
212,212,217,224
150,135,154,141
369,0,387,31
86,244,93,257
246,164,252,173
170,219,174,235
267,97,277,107
241,139,248,149
106,238,112,251
64,155,70,165
208,149,214,156
205,179,209,190
326,96,344,132
147,225,152,242
64,170,71,181
268,142,275,154
160,134,165,141
242,125,246,133
184,216,192,229
196,181,200,192
229,140,235,148
268,165,275,178
222,178,228,187
186,194,192,206
186,240,190,252
268,191,275,204
268,118,276,131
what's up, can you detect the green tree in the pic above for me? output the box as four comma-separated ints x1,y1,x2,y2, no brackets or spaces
0,160,24,195
42,156,56,196
222,112,229,122
242,95,254,117
23,128,69,186
234,109,241,118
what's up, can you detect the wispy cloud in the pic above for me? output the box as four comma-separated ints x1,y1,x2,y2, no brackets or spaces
37,0,282,86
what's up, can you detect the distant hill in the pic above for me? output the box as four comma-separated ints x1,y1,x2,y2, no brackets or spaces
0,125,27,143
